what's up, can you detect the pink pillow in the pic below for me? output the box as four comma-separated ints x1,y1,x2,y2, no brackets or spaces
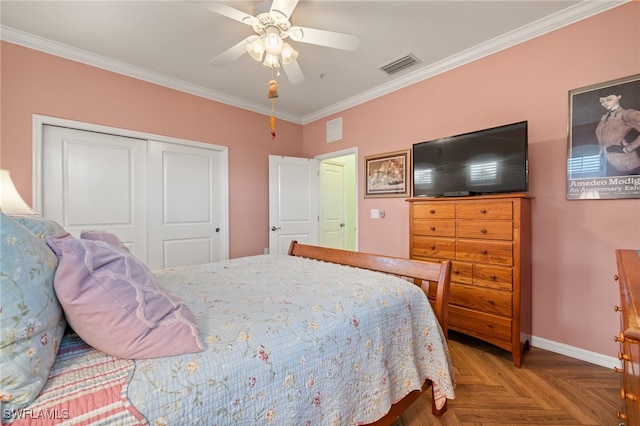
80,229,129,252
45,233,204,359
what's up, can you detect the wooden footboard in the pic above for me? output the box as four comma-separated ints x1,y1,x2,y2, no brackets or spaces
287,241,452,421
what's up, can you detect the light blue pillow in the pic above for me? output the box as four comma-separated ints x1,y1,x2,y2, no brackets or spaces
0,213,66,416
10,215,66,240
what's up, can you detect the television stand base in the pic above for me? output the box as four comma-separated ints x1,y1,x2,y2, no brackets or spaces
443,191,477,197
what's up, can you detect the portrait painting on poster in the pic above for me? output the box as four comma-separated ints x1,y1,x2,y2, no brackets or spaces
364,150,410,198
567,74,640,200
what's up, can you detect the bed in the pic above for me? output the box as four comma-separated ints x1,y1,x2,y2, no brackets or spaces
1,213,455,425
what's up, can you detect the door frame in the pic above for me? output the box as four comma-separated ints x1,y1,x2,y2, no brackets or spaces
31,114,230,259
315,147,358,251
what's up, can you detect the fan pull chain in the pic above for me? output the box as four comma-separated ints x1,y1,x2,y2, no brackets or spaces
267,71,279,139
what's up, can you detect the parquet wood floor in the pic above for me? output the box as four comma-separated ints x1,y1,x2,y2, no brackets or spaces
399,331,622,426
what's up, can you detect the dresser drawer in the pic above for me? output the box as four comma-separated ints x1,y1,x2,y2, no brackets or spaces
456,201,513,220
474,264,513,291
412,203,455,219
450,261,473,285
449,305,512,342
449,283,512,317
457,240,513,266
457,220,513,241
413,219,456,237
412,237,455,259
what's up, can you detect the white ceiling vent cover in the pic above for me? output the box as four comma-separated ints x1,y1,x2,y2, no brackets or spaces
379,53,421,75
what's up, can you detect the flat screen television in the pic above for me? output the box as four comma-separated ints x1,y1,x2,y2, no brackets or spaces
412,121,528,197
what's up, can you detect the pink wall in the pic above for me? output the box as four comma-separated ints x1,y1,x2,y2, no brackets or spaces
1,3,639,358
301,3,640,358
0,41,303,258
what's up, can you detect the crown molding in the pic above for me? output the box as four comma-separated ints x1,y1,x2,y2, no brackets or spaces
301,0,628,124
1,0,627,126
0,25,301,124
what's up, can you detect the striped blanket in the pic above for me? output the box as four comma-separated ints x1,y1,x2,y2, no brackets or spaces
7,333,146,426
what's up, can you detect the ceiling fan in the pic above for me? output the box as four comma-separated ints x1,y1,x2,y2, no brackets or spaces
195,0,360,84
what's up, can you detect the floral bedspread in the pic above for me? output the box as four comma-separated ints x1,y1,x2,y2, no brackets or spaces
127,254,455,425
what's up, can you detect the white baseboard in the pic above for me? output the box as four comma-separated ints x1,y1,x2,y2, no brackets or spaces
531,335,620,369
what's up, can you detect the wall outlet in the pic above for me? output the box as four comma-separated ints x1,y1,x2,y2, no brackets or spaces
371,208,380,219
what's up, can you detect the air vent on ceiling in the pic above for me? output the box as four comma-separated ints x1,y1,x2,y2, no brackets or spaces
379,53,421,75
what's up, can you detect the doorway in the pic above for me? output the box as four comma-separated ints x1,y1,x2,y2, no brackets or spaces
317,149,357,251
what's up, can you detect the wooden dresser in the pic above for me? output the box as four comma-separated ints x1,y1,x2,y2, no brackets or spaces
615,249,640,424
408,193,532,367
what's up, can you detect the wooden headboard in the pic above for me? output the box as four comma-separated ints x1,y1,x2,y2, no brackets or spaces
287,241,452,337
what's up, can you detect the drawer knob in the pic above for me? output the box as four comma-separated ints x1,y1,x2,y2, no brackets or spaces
614,305,622,312
487,299,495,305
490,274,497,280
617,411,628,420
429,226,436,231
615,332,625,343
430,245,436,250
486,323,494,329
429,209,436,214
453,269,460,275
481,249,488,255
614,366,624,374
619,351,631,361
621,388,638,401
480,208,487,214
480,228,487,233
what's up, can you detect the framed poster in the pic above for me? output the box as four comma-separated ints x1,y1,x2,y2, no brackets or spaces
364,149,410,198
567,74,640,200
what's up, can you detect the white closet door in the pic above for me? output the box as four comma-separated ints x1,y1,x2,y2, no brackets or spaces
147,140,225,270
42,125,148,260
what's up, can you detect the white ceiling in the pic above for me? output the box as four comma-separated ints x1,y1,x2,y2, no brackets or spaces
0,1,626,124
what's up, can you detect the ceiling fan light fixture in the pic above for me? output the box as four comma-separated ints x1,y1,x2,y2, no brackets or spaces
280,42,298,65
246,37,266,62
264,26,283,55
263,53,281,68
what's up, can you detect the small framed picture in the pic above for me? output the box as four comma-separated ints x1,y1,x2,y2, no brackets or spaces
364,149,411,198
567,74,640,200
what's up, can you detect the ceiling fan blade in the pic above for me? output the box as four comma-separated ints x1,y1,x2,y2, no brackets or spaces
270,0,299,20
282,60,305,84
287,26,360,51
192,1,258,26
210,35,257,66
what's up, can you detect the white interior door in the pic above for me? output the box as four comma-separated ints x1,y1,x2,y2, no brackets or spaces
42,125,148,260
319,161,346,249
268,155,319,255
147,140,226,270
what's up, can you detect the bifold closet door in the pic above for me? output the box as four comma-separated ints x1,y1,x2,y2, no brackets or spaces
147,140,225,270
42,125,148,261
42,125,226,269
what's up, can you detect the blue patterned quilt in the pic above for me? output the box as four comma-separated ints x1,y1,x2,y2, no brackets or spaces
127,254,455,425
